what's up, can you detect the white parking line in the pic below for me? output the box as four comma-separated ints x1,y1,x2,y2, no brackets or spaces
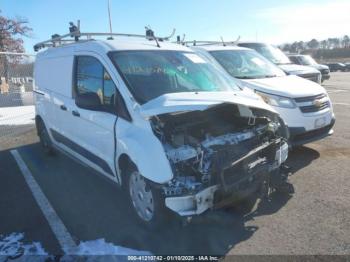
333,102,350,106
10,149,77,253
326,89,348,93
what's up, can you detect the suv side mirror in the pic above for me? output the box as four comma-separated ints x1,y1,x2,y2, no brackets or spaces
75,92,102,111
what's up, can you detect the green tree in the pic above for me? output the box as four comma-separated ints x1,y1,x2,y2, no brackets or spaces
320,40,328,49
297,41,305,52
290,42,298,53
342,35,350,48
307,39,319,49
282,43,291,52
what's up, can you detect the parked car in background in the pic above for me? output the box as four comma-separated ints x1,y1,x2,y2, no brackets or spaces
192,44,335,147
344,62,350,71
326,63,347,72
288,54,330,82
34,32,292,227
237,42,322,84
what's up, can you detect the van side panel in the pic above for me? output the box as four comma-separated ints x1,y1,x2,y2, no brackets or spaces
35,55,74,98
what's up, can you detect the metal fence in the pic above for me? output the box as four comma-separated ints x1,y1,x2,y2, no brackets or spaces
0,52,36,143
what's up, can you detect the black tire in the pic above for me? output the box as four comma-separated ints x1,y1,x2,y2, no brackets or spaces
122,164,169,229
37,120,55,156
237,192,259,214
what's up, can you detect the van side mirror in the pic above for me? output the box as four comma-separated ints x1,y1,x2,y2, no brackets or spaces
75,92,102,111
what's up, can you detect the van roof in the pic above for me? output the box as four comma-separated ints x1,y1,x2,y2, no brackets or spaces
36,37,192,58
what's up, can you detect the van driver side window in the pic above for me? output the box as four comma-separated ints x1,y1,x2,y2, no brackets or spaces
75,56,116,109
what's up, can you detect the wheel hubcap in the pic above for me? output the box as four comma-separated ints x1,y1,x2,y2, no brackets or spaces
129,171,154,222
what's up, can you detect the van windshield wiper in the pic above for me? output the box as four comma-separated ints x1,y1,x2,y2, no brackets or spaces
276,62,293,65
235,76,258,79
263,74,277,78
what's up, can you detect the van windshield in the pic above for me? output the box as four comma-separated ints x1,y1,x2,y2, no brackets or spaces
210,49,285,79
110,51,240,104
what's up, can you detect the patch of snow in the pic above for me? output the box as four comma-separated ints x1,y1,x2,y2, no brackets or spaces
69,238,152,256
0,106,35,126
0,234,151,261
0,233,48,261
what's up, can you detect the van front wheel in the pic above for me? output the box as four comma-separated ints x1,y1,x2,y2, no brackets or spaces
126,168,167,228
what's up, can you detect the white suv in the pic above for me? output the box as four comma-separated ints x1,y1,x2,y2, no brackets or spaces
34,33,291,226
192,45,335,147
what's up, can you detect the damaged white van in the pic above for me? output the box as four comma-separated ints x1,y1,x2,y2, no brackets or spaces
34,31,291,226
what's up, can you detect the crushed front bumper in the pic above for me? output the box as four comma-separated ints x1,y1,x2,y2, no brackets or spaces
165,185,219,216
165,141,289,216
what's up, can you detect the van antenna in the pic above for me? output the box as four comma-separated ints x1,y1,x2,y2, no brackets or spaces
107,0,113,40
220,36,226,46
181,34,186,45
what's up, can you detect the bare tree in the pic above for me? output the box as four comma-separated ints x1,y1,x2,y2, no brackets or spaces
0,10,32,81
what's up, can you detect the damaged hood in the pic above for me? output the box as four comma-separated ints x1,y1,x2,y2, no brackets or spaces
139,91,277,117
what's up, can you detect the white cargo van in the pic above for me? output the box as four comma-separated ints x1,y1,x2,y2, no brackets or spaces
33,31,291,227
192,44,335,147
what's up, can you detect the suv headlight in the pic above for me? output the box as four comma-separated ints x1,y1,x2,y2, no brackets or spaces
255,90,296,108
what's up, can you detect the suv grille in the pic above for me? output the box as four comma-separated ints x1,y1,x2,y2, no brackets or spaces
300,73,320,83
295,94,330,113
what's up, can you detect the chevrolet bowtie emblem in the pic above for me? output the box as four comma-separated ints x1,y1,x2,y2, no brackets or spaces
313,99,323,108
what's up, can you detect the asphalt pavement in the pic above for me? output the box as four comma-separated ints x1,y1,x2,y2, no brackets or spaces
0,72,349,257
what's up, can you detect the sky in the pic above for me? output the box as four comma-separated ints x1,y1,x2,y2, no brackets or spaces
2,0,350,53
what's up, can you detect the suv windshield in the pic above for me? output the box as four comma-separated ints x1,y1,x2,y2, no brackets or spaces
244,44,291,65
299,55,317,66
210,49,285,79
110,51,240,104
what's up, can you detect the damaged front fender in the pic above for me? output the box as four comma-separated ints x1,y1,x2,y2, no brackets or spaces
115,120,174,184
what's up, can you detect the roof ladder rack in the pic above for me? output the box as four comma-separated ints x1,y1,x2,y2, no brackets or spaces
181,36,241,47
34,21,176,51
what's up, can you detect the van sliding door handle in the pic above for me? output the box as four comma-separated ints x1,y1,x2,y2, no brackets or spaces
60,105,67,111
72,110,80,117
